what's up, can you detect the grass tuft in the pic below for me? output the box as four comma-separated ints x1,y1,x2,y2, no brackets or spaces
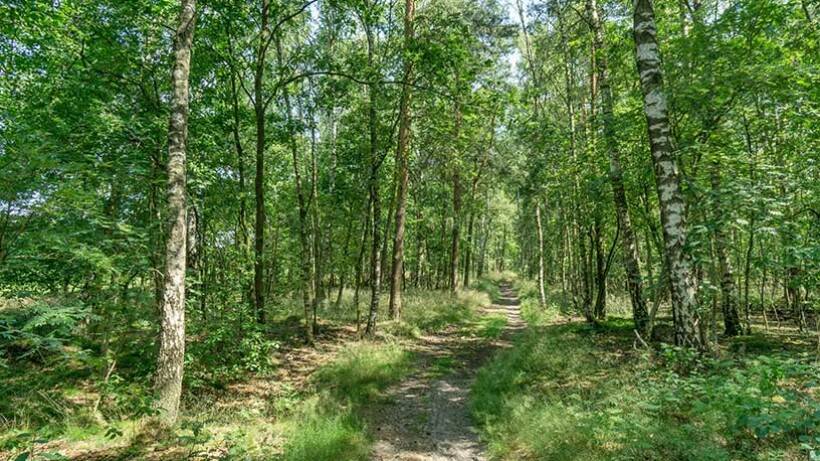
314,341,413,404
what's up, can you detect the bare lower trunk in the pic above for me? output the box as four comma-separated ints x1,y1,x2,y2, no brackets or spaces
593,218,606,319
353,206,370,333
580,226,593,321
535,204,547,308
710,163,740,336
463,210,474,288
155,0,195,427
450,96,462,294
633,0,704,350
310,115,323,330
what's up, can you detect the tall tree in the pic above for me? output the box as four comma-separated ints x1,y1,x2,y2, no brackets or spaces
388,0,416,321
252,0,271,324
155,0,196,427
588,0,648,331
633,0,704,349
535,203,547,308
364,0,383,337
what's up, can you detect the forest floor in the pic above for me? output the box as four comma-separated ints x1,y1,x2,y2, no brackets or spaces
1,286,518,461
367,284,525,461
7,280,816,461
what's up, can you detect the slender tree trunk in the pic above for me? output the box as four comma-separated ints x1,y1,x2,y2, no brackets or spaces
450,95,462,294
589,0,648,331
149,155,165,308
633,0,704,350
353,204,370,333
324,109,339,303
335,219,353,309
593,217,606,319
477,192,490,279
364,15,381,337
154,0,195,427
380,181,395,285
557,5,586,313
228,65,249,253
388,0,415,321
252,0,270,325
463,209,475,288
710,162,741,336
535,204,547,308
309,104,322,331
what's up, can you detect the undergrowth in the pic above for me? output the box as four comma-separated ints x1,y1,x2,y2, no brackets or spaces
471,285,820,461
1,289,487,460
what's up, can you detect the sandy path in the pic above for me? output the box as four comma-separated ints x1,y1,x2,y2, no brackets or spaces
368,284,524,461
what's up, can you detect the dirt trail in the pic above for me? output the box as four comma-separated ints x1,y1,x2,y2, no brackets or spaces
369,284,524,461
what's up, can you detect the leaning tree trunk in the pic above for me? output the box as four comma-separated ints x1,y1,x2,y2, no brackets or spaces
155,0,195,427
589,0,648,332
388,0,415,321
633,0,704,350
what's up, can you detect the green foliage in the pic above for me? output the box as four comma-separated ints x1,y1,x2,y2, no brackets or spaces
0,298,93,362
188,324,280,388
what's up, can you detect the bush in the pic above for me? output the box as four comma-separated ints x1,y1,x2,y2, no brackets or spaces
0,298,93,363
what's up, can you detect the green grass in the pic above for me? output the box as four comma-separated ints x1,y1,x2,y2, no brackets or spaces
314,341,413,404
382,289,490,337
0,288,491,460
471,294,820,461
278,397,370,461
470,313,507,340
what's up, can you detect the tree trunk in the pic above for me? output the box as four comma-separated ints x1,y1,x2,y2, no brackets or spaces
535,204,547,308
589,0,648,331
633,0,704,350
593,217,606,319
463,209,475,288
309,104,322,332
380,180,395,285
710,162,741,336
388,0,415,321
353,204,370,333
154,0,195,427
252,0,270,325
450,95,462,294
364,15,381,337
477,192,490,279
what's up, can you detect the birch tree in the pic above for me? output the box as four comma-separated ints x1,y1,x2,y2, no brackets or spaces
155,0,196,426
633,0,704,349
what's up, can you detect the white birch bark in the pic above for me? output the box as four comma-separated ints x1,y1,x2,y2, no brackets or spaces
155,0,196,426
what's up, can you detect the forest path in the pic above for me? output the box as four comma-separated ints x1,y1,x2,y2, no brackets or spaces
368,284,524,461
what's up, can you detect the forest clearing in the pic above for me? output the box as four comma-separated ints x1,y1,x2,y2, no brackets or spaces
1,0,818,459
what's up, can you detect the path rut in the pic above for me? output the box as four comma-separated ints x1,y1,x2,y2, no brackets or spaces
369,284,524,461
